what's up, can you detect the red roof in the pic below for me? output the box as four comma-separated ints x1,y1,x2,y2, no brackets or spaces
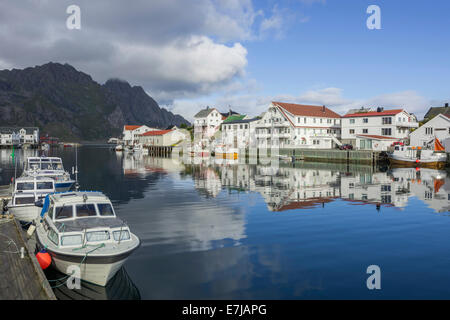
273,101,341,118
343,109,403,118
356,134,398,140
140,129,172,136
124,125,142,131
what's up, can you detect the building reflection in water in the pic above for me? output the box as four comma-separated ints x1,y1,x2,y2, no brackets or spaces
174,158,450,214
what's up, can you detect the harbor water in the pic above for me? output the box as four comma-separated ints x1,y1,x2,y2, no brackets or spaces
1,146,450,299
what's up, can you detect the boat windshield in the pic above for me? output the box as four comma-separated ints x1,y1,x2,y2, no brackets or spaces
76,204,97,217
52,163,63,170
55,205,73,220
17,182,35,191
41,163,53,170
15,196,35,205
97,203,115,216
37,182,53,190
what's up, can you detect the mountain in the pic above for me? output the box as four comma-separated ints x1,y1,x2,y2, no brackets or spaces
0,62,190,141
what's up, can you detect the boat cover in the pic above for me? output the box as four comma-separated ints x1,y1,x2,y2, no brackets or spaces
54,217,126,232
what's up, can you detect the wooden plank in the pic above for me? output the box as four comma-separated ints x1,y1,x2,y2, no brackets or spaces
0,218,56,300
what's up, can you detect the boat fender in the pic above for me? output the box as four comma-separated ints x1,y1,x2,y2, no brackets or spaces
27,224,36,237
36,250,51,269
415,159,420,163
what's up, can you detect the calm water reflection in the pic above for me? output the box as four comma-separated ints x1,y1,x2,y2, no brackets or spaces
1,146,450,299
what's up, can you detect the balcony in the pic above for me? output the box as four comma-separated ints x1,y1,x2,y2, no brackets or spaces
396,122,419,128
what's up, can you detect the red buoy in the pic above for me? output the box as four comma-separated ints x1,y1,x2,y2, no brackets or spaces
36,250,51,270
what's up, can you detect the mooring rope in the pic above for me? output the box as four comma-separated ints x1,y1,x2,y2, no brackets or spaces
46,242,105,288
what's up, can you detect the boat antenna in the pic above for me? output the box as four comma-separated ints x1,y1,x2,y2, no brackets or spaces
75,144,80,191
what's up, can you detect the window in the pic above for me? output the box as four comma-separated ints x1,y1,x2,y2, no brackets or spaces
363,129,368,134
37,182,53,190
48,229,59,245
17,182,34,191
382,117,392,125
86,231,110,242
76,204,97,217
425,127,433,135
42,162,54,170
382,128,392,136
327,119,332,124
55,205,73,220
363,118,368,123
61,234,82,246
349,129,355,134
97,203,114,216
113,230,130,241
381,185,391,192
15,196,35,205
350,119,355,124
313,118,316,123
320,119,323,123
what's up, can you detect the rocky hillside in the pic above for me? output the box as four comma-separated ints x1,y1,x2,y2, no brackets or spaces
0,62,190,141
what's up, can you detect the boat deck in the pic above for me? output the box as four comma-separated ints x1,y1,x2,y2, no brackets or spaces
0,216,56,300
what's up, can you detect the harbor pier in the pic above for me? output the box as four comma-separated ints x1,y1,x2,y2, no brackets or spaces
146,146,173,157
0,216,56,300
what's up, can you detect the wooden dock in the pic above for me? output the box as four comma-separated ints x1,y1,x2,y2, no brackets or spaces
0,216,56,300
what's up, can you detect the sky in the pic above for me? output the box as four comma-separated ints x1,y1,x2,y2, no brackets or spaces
0,0,448,121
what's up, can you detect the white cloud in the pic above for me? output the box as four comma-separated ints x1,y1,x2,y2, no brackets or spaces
167,87,432,122
0,0,286,103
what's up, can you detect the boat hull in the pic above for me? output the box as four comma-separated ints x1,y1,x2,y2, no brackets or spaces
36,235,139,286
55,180,75,192
389,158,446,169
8,205,40,223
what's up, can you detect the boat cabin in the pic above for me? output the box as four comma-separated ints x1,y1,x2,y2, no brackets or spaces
26,157,64,172
40,192,132,248
11,176,56,208
14,176,55,194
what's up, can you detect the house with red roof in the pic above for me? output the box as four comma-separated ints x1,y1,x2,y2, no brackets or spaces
255,102,342,149
341,107,418,151
122,125,159,146
138,128,188,147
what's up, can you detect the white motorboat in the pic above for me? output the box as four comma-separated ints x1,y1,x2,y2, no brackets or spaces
388,139,447,169
114,145,124,152
8,176,56,223
22,157,75,191
35,191,140,286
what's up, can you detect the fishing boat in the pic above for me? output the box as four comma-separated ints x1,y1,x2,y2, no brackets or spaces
388,138,447,169
8,176,55,223
35,191,140,286
22,157,75,191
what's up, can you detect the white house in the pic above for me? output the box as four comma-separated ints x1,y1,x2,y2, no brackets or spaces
193,107,225,142
138,128,188,147
0,128,20,147
341,108,418,151
18,127,39,145
220,115,260,149
122,125,158,146
255,102,342,149
409,113,450,151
